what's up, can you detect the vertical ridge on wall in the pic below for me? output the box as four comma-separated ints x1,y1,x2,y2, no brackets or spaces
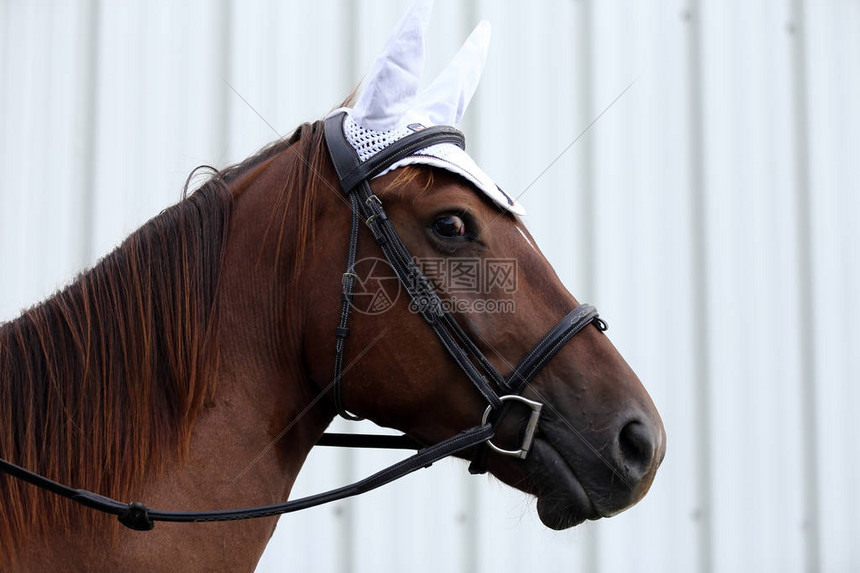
684,1,713,572
788,1,819,572
573,3,596,320
71,0,99,268
457,1,480,569
213,0,232,166
573,2,598,572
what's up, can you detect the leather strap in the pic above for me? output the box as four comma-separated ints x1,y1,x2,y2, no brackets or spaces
331,191,363,420
502,304,605,395
0,424,493,528
316,433,423,450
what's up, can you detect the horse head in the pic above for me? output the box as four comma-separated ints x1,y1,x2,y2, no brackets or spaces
300,0,665,530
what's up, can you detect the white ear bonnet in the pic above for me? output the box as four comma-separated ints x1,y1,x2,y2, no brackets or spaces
325,0,525,215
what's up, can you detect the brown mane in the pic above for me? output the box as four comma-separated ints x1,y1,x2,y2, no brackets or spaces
0,119,330,556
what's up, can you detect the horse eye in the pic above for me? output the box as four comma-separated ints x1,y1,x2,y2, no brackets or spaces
432,215,466,238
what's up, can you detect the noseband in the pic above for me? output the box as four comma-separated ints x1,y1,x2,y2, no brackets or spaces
0,114,606,530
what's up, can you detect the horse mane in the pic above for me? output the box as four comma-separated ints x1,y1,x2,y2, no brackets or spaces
0,117,332,556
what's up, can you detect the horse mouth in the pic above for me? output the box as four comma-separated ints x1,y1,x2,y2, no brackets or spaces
530,436,599,530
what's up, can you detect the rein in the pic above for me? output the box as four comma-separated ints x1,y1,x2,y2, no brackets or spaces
0,114,605,531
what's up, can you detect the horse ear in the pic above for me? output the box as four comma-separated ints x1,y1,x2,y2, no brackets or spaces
415,20,491,127
352,0,434,131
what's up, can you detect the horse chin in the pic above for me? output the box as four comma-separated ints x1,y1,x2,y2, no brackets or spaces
530,437,599,530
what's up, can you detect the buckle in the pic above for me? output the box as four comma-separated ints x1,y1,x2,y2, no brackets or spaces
342,272,359,288
481,395,543,460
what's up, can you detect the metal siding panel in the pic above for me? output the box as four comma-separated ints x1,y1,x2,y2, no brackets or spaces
586,1,701,571
805,2,860,572
758,4,807,573
226,0,281,166
590,2,700,572
1,1,89,319
697,1,806,571
2,1,51,317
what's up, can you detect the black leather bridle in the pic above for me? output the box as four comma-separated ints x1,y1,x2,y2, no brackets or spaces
0,113,606,531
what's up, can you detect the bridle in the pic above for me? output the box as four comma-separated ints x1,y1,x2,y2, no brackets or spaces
0,113,606,531
322,113,606,465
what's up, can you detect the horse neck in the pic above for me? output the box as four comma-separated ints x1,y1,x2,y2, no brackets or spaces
7,139,337,571
111,147,338,570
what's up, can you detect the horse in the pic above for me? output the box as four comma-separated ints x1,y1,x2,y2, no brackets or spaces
0,110,665,570
0,2,665,568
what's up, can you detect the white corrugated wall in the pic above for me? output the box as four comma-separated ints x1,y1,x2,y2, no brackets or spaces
1,1,857,572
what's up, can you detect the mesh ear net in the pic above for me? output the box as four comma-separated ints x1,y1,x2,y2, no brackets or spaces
343,115,415,163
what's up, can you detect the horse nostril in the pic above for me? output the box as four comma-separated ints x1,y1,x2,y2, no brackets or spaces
617,420,656,479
